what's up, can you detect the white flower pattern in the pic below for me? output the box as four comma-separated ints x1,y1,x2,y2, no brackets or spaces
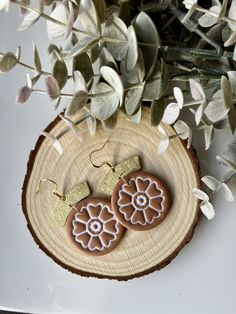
117,177,164,226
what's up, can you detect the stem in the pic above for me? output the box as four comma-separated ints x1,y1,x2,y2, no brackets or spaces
196,6,236,26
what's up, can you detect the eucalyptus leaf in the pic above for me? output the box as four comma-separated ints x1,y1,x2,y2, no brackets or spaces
45,75,60,99
65,90,88,116
228,0,236,31
200,201,215,220
134,11,161,79
86,115,97,135
103,15,128,61
99,47,117,69
128,105,142,124
125,84,144,116
120,48,145,84
18,11,40,31
90,82,120,120
79,0,100,34
69,37,99,58
93,0,106,23
192,188,209,201
64,1,74,40
201,176,221,191
101,112,118,130
124,25,138,72
73,52,93,83
204,125,214,150
41,131,63,155
15,85,32,104
53,59,68,89
33,43,41,73
151,97,166,126
100,66,124,105
0,52,17,73
47,3,68,40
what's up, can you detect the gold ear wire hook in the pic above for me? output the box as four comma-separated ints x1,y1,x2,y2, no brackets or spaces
36,179,66,201
89,140,128,183
89,140,116,172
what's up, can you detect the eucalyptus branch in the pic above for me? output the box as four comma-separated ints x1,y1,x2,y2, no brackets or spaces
196,5,236,26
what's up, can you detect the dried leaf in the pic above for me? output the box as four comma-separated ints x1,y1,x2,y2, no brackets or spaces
216,155,236,171
45,75,60,99
162,102,180,125
204,125,214,150
228,107,236,133
129,106,142,124
104,15,128,60
64,1,74,40
59,114,83,142
41,131,63,155
65,90,88,117
18,11,40,31
221,183,234,201
16,85,32,104
228,71,236,95
73,53,93,83
47,3,68,40
0,52,17,73
69,37,99,58
192,188,209,201
228,0,236,31
174,87,184,108
100,66,124,105
158,137,169,155
79,0,100,34
101,112,118,131
201,176,221,191
33,42,41,73
205,90,229,122
93,0,106,23
125,84,144,116
53,59,68,89
90,82,119,120
221,75,232,108
151,97,166,126
198,6,220,28
86,115,97,135
124,25,138,72
189,79,205,100
134,11,161,79
200,201,215,220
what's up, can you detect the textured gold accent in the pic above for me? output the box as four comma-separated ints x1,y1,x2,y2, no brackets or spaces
98,156,141,197
51,181,90,226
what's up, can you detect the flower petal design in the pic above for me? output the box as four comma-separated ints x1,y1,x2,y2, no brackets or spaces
75,232,90,247
146,182,160,197
89,236,103,250
136,178,150,192
123,179,137,195
149,197,163,210
117,191,132,206
87,204,102,218
72,221,86,234
145,207,160,223
99,206,113,222
104,220,118,233
75,209,90,223
100,232,115,247
131,210,146,224
120,204,135,220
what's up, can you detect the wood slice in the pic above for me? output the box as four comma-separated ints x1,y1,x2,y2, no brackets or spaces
22,107,201,281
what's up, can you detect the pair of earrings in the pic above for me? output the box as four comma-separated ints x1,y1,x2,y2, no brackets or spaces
37,142,171,256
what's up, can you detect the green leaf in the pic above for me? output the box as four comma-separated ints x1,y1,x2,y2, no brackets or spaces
125,84,144,116
120,48,145,84
0,52,17,73
53,59,68,89
101,112,118,130
93,0,106,23
151,97,166,126
79,0,101,34
33,43,41,73
90,82,120,120
134,11,161,79
73,53,93,83
69,37,99,58
124,25,138,72
18,11,40,31
45,76,60,100
65,91,88,116
228,107,236,133
104,15,128,60
100,66,124,105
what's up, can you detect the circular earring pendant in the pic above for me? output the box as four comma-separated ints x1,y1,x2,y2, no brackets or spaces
111,171,171,231
66,197,125,256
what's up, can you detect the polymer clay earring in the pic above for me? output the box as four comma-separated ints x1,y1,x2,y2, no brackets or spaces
89,141,171,232
65,197,125,256
111,171,171,231
36,178,125,256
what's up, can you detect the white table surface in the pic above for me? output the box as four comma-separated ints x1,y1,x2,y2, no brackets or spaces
0,7,236,314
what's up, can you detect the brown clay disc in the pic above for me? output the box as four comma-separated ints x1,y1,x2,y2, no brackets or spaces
66,197,125,256
111,171,171,231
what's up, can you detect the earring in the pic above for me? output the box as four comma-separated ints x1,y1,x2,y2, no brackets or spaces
36,178,126,256
90,141,171,231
